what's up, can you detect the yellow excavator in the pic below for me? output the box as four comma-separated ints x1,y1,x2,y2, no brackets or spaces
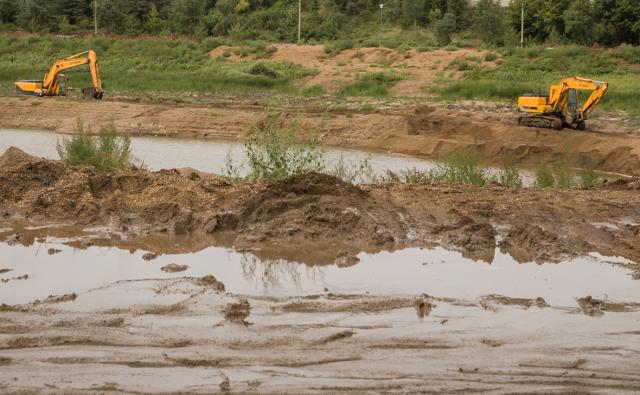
14,49,103,99
517,77,608,130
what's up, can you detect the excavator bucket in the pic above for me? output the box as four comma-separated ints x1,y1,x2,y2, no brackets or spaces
81,87,104,100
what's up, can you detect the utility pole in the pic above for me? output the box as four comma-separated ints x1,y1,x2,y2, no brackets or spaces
298,0,301,44
520,1,524,48
94,0,98,36
379,3,384,24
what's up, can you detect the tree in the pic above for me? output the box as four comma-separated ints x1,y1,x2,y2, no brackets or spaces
16,0,50,31
563,0,593,45
446,0,467,31
433,12,456,46
472,0,504,45
169,0,206,35
145,4,165,33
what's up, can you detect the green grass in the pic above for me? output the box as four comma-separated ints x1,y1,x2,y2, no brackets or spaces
439,45,640,114
0,34,314,96
57,120,132,172
339,71,404,97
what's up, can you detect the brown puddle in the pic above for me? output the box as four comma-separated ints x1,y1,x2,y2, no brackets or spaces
1,224,638,307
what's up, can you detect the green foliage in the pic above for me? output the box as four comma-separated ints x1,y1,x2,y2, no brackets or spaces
339,72,404,97
0,35,315,96
432,147,492,186
578,157,600,188
301,84,326,97
329,155,375,184
553,151,575,188
497,161,523,188
56,120,132,172
225,113,324,181
534,165,555,187
433,13,457,46
483,52,497,62
472,0,504,46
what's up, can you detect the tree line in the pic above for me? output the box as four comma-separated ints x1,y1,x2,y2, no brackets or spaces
0,0,638,46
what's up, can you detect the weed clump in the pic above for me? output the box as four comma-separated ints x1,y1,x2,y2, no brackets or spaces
432,147,492,186
56,120,132,172
225,113,324,181
339,71,404,97
535,165,555,187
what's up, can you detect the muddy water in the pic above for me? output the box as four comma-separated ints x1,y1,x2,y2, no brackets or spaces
1,235,638,306
0,128,439,179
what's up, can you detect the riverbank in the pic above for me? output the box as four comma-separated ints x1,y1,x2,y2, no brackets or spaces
2,96,640,176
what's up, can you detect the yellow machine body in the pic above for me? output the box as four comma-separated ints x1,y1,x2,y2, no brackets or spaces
14,50,103,99
517,77,608,130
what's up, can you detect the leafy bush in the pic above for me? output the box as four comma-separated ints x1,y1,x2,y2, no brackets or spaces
534,165,554,187
225,113,324,181
56,120,132,172
497,161,523,188
578,157,600,188
432,147,492,186
484,52,497,62
339,72,404,97
301,84,326,97
433,13,457,46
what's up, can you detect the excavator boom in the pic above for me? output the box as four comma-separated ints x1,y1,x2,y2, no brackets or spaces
15,49,103,99
517,76,607,130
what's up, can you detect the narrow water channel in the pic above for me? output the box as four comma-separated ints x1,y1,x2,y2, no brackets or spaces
0,128,440,179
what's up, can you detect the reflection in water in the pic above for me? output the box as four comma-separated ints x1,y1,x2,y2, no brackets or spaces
240,253,325,292
1,233,639,306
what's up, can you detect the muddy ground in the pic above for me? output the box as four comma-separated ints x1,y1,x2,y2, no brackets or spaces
2,276,640,394
1,147,639,267
2,146,640,393
2,95,640,177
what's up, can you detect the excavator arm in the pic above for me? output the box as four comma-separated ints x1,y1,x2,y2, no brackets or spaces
15,49,103,99
549,77,608,120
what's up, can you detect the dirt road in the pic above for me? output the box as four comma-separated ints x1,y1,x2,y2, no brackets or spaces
2,95,640,176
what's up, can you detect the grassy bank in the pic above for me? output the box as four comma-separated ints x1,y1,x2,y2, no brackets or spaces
439,45,640,114
2,34,640,114
0,35,313,95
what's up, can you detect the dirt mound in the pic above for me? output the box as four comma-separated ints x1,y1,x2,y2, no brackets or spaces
2,150,640,265
0,147,39,168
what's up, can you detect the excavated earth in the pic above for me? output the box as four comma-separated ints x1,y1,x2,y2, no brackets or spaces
2,147,640,393
1,147,639,265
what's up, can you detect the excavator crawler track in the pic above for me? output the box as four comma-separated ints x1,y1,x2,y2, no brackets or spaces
518,115,563,130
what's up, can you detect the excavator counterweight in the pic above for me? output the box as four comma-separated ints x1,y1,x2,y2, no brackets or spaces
517,77,607,130
15,50,103,99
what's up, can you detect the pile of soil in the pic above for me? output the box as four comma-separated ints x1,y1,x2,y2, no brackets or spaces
2,148,640,265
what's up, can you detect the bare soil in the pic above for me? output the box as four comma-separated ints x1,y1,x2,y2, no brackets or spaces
210,44,495,96
3,95,640,176
2,148,639,266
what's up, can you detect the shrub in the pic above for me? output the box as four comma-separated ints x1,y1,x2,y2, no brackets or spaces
225,113,324,181
301,84,325,97
497,161,523,188
535,165,554,187
433,13,457,46
578,157,600,188
56,120,132,172
553,151,575,188
483,52,497,62
329,155,375,184
339,71,404,97
432,147,492,186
